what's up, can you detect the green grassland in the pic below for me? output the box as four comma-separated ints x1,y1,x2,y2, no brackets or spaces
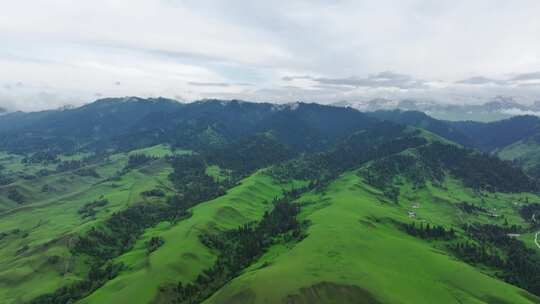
0,153,175,303
205,165,231,183
204,172,540,304
1,142,540,303
498,138,540,170
79,172,304,304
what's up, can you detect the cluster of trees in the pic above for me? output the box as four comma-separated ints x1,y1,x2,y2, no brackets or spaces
147,236,165,254
31,154,234,304
456,202,487,214
78,199,109,219
57,156,105,177
203,133,294,178
141,189,165,197
450,242,505,268
75,155,234,262
21,151,59,165
464,223,523,245
403,222,455,240
327,126,427,176
0,132,78,155
363,154,438,191
520,203,540,226
268,157,325,184
168,155,228,205
417,143,537,193
166,196,305,303
361,141,538,195
451,223,540,296
270,124,428,188
30,262,124,304
74,203,176,260
125,154,156,170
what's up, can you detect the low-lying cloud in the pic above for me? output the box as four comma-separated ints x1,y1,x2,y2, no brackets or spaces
1,1,540,110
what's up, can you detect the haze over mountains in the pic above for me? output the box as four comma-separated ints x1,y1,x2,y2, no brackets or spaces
4,93,539,124
334,95,540,122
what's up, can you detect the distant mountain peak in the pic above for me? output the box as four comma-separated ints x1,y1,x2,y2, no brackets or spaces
332,96,539,122
484,96,527,110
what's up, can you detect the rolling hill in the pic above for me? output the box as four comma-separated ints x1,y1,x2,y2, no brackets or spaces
1,98,540,304
363,109,540,178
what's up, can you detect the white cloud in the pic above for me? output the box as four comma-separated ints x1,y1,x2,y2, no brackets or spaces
1,0,540,110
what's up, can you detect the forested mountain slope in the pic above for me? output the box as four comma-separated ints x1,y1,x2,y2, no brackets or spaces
0,98,377,155
1,98,540,304
449,115,540,152
364,110,540,178
367,110,474,147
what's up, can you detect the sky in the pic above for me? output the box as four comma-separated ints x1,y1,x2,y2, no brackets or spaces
1,0,540,111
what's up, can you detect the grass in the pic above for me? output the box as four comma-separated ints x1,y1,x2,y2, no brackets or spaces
205,171,540,304
205,165,231,183
79,172,301,304
0,153,175,303
2,146,540,303
497,137,540,178
0,151,56,176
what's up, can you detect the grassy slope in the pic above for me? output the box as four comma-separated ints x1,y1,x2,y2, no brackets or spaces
79,172,303,304
0,154,174,303
2,140,540,303
205,172,539,304
498,138,540,170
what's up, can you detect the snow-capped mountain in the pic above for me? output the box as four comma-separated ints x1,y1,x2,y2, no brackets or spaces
332,96,540,122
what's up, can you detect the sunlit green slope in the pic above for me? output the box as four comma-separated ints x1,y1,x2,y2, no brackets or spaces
80,172,302,304
0,149,175,303
498,134,540,177
205,172,540,304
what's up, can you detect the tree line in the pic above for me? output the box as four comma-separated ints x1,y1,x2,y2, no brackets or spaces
159,192,307,304
403,222,456,240
451,223,540,296
29,154,233,304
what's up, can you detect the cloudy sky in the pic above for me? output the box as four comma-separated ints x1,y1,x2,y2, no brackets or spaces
2,0,540,111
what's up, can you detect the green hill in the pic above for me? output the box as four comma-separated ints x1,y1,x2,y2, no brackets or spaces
498,133,540,177
1,99,540,304
206,172,539,304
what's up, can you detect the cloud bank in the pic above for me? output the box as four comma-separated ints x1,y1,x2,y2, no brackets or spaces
1,0,540,111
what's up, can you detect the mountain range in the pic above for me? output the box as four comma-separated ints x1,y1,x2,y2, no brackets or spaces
1,97,540,304
334,95,540,122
